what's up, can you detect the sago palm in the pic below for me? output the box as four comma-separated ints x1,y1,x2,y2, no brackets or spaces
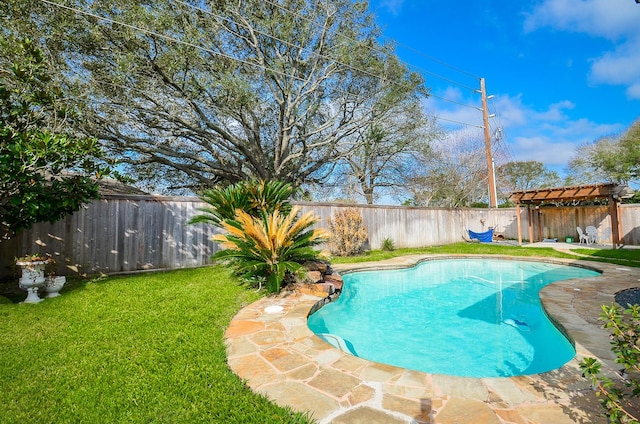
190,180,294,227
212,206,329,292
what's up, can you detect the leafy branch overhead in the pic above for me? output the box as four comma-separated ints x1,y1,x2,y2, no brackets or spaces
4,0,429,193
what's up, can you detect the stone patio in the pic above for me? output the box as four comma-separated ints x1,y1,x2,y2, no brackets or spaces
225,254,640,423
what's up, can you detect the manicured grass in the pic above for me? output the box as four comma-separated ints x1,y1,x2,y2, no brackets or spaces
0,267,314,424
573,247,640,265
2,242,638,424
330,241,640,267
330,242,577,264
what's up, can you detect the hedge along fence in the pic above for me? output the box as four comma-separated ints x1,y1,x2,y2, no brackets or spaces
1,195,639,280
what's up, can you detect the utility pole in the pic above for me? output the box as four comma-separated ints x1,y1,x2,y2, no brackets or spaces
480,77,497,208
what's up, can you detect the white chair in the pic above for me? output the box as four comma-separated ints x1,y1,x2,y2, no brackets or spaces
577,227,589,244
586,226,598,245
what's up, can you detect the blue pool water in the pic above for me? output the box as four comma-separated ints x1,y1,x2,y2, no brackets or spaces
307,259,600,378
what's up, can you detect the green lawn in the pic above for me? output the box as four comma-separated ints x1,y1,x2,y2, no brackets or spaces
1,242,638,423
0,268,313,424
331,242,640,267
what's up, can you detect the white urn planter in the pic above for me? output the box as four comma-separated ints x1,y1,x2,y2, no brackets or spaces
16,260,48,304
44,276,66,298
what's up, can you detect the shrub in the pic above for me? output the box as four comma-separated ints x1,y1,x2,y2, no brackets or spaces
327,208,368,256
580,304,640,424
381,237,396,251
212,206,329,292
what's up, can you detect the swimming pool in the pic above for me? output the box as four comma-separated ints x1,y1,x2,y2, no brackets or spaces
307,258,601,378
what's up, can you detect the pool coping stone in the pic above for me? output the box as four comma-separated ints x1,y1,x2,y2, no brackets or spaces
225,254,639,424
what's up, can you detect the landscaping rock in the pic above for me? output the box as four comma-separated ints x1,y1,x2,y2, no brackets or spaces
306,270,323,283
303,260,329,273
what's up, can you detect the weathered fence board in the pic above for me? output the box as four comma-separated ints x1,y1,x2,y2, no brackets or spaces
1,195,638,280
0,196,222,279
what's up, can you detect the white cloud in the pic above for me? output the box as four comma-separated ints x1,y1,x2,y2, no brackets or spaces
589,37,640,98
523,0,639,40
534,100,575,122
424,89,624,170
379,0,405,15
627,83,640,99
523,0,640,99
510,136,577,166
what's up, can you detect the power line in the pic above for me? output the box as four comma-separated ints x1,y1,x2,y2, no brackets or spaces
488,100,516,165
40,0,485,129
173,0,480,103
388,38,481,80
428,93,480,110
258,0,480,91
39,0,388,105
435,116,483,128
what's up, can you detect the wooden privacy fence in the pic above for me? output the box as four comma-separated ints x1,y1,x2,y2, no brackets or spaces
0,195,221,279
1,195,639,280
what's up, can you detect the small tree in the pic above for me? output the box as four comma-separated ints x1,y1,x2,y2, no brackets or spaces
580,304,640,424
212,207,328,292
0,38,108,239
189,180,295,227
327,208,368,256
192,180,327,292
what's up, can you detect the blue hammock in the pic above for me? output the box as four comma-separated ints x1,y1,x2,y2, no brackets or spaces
467,228,494,243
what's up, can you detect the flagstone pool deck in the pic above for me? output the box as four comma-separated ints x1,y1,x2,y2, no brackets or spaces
225,254,640,423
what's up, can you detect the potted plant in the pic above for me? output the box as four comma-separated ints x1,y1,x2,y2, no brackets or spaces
15,254,52,303
42,258,65,298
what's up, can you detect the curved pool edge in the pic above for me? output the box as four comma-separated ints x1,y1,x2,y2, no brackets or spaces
225,254,635,424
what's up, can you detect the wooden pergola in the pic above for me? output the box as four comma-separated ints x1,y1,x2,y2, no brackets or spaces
509,183,634,248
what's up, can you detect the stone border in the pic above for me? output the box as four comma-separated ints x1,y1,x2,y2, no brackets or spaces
225,254,638,423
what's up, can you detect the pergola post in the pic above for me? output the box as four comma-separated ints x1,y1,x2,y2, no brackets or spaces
609,194,621,248
527,206,534,244
516,203,522,245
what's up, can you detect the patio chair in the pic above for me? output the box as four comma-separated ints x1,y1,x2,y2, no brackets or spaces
577,227,589,244
586,226,598,245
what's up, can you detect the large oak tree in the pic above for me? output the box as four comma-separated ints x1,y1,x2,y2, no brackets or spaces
3,0,427,193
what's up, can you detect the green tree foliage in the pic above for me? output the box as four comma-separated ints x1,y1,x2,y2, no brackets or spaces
580,304,640,424
5,0,428,193
189,180,295,227
212,207,328,293
0,37,107,239
618,119,640,180
567,119,640,185
497,160,561,194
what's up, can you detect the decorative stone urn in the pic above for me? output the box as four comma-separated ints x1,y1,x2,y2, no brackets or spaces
44,276,66,298
16,260,49,303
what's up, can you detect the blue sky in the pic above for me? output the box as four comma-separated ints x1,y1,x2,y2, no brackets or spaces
369,0,640,177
